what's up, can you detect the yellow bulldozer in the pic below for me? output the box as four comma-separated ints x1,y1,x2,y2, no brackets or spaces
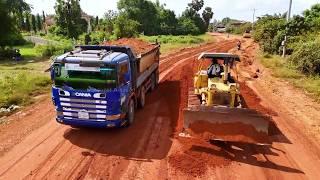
181,53,271,144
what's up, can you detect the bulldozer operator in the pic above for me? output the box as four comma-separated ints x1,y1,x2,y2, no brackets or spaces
207,58,224,78
207,58,234,83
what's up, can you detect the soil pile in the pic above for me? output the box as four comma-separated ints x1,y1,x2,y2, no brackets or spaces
188,121,270,144
169,138,232,177
103,38,157,55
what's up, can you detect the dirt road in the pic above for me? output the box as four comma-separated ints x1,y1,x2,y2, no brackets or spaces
0,34,320,179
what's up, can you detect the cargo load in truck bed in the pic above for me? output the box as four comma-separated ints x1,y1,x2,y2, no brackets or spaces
103,38,157,55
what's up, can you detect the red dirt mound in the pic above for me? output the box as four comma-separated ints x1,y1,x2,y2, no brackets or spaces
169,138,232,177
103,38,157,55
189,121,270,144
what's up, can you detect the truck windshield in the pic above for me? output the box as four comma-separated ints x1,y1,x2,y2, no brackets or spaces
53,64,117,90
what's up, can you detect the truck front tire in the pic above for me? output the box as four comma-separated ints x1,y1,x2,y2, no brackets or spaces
127,99,135,126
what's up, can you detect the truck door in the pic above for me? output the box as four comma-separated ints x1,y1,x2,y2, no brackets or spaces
118,60,131,106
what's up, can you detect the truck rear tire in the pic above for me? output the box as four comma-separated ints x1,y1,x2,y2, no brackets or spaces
150,72,157,92
127,99,135,126
138,87,146,108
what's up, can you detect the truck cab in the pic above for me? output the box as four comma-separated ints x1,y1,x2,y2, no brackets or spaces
51,45,160,128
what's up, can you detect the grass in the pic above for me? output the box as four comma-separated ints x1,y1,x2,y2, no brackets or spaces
0,43,51,114
260,54,320,100
140,34,215,55
0,71,51,108
14,43,41,59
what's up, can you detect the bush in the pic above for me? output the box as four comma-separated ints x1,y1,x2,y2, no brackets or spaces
79,31,112,45
176,18,201,35
141,35,204,44
114,13,140,38
0,72,51,108
35,42,72,57
289,39,320,75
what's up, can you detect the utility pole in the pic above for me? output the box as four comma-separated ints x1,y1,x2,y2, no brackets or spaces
282,0,293,57
252,8,256,31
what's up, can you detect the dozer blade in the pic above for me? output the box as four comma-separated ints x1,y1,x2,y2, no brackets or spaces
183,106,271,145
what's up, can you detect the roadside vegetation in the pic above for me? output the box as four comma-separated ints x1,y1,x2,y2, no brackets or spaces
260,54,320,100
0,59,51,116
140,34,215,54
250,4,320,100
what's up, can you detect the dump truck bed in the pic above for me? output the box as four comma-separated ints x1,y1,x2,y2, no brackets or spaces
136,45,160,88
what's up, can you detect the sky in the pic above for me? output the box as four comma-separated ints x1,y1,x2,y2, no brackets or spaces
25,0,320,21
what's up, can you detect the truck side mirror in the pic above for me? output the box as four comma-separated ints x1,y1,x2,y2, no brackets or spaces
125,73,130,82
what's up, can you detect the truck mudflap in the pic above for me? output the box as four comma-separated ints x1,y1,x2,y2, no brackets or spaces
182,106,271,145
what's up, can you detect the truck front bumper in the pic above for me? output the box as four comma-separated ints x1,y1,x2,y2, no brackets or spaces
56,117,126,128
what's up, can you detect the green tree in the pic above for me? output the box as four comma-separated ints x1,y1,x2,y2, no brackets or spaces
177,17,200,35
95,16,99,27
54,0,86,38
202,7,214,30
303,4,320,30
114,13,140,38
36,14,42,31
156,3,178,35
179,0,207,34
31,14,37,33
118,0,159,35
287,15,310,36
0,0,14,48
188,0,204,11
181,7,206,34
0,0,28,49
6,0,31,30
42,11,46,23
25,13,31,32
98,10,118,33
253,14,286,53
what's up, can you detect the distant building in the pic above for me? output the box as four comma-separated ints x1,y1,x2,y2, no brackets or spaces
230,21,247,27
45,15,55,27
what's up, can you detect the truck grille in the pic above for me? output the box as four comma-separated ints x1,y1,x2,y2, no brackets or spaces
59,97,107,120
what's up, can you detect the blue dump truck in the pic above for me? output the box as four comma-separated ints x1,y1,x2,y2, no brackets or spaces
51,44,160,128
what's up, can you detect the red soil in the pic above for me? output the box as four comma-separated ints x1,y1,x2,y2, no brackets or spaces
169,137,232,177
103,38,157,55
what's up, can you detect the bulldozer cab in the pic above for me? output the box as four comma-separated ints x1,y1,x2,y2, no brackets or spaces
194,53,241,107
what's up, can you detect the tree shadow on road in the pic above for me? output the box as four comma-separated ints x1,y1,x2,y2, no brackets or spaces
191,141,304,174
63,80,181,161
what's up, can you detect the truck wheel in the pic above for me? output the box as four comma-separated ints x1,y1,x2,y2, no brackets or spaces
138,87,146,108
127,99,135,126
150,72,157,91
